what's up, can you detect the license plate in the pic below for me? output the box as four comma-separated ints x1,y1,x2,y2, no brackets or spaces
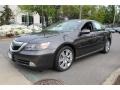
8,52,12,59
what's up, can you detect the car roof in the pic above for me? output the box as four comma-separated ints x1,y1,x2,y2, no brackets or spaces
67,19,95,23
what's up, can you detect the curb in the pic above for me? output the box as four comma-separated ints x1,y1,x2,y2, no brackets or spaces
103,68,120,85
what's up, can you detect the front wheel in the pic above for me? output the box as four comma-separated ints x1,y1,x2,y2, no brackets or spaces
102,40,111,53
54,46,74,72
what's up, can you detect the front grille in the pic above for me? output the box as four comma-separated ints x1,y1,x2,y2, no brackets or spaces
16,59,29,65
11,41,23,50
10,41,27,52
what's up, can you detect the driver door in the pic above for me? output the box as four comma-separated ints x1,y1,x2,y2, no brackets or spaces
75,22,97,58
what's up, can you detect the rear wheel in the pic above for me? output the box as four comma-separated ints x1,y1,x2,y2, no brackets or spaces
102,40,111,53
54,46,74,71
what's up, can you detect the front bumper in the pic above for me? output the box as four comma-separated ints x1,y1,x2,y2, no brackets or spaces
9,49,55,69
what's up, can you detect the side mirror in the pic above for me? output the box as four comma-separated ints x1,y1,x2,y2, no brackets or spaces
80,29,90,35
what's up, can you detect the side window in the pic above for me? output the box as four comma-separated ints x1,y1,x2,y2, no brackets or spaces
93,21,103,31
81,22,93,32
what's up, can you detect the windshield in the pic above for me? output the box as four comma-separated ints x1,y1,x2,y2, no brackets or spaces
44,20,81,32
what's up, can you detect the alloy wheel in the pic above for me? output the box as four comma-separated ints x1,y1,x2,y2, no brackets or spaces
58,49,73,70
105,40,110,52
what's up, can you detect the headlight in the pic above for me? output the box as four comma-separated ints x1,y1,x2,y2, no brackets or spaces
25,42,50,50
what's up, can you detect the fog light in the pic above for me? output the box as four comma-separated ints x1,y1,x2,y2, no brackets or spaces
29,62,36,67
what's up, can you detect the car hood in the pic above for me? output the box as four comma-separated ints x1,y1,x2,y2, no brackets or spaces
15,31,63,44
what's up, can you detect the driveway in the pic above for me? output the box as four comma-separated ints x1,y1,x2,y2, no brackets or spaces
0,33,120,85
0,39,31,85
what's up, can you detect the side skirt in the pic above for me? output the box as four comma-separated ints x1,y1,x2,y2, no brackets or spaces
76,48,103,60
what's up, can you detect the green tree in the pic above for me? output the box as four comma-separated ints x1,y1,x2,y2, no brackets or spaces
81,5,116,24
0,5,13,25
19,5,119,26
61,5,80,19
104,5,115,24
115,5,120,25
94,6,106,23
19,5,57,27
81,5,96,19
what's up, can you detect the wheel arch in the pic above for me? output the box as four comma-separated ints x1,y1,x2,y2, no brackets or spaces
104,32,112,45
53,42,76,71
107,33,112,45
54,42,76,59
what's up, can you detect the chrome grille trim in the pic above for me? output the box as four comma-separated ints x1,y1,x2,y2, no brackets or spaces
10,40,27,52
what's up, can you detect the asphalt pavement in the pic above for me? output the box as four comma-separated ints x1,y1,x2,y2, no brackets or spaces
0,33,120,85
0,39,31,85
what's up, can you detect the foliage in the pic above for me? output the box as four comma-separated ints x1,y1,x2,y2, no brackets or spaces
61,5,80,19
19,5,120,25
0,5,13,25
19,5,57,26
104,5,115,24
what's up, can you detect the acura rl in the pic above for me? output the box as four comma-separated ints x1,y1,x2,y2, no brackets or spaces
8,19,112,71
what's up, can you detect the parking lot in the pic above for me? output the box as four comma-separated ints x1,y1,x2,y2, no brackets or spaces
0,33,120,85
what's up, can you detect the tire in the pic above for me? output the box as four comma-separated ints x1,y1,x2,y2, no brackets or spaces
102,40,111,53
54,46,74,72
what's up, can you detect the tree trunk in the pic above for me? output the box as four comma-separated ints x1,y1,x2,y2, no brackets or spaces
44,13,49,27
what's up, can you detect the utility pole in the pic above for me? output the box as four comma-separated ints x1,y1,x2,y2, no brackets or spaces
79,5,82,19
